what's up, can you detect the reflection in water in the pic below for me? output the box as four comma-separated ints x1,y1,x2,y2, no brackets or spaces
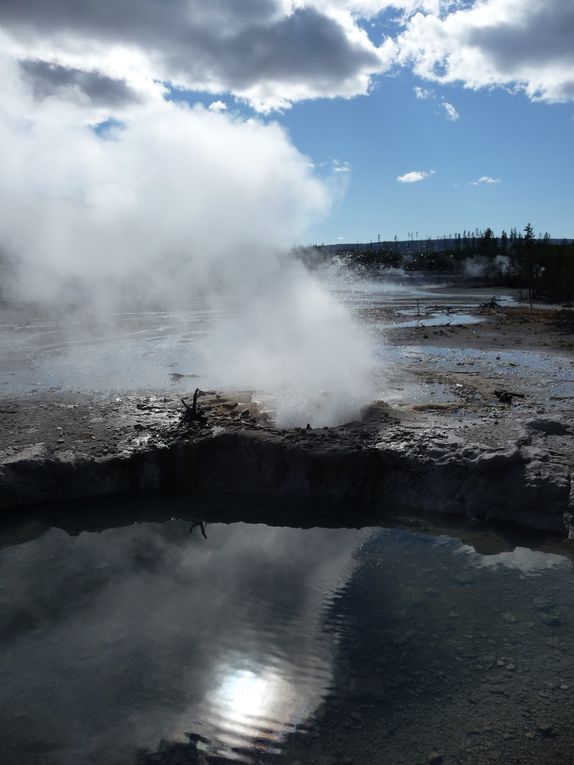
203,667,304,756
459,544,573,575
0,515,573,764
0,521,365,764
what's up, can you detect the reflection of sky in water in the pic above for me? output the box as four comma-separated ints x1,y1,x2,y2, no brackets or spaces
389,313,483,329
0,521,365,764
459,545,573,575
1,516,574,764
200,667,307,757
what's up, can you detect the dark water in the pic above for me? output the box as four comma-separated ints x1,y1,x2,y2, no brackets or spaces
1,507,573,765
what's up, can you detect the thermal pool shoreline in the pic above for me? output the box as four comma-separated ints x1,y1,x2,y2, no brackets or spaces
1,302,573,535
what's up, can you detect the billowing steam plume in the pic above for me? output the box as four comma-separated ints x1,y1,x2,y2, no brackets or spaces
0,46,375,426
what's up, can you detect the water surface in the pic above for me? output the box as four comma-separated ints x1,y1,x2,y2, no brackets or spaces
1,507,573,764
0,282,519,396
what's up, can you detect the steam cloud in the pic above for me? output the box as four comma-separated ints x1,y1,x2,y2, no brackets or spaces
0,46,375,426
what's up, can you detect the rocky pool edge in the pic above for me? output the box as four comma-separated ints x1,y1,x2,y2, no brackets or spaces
0,393,572,537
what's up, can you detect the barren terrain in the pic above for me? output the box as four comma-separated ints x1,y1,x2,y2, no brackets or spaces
0,296,573,535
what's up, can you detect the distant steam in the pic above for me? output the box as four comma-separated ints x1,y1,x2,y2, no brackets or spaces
463,255,510,279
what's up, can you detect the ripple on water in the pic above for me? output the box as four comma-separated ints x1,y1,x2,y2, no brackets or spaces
0,514,573,764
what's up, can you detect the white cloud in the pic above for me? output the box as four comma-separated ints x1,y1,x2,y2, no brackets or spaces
2,0,572,113
331,159,351,173
0,1,395,112
470,176,501,185
395,0,574,103
306,1,441,17
208,100,227,112
414,85,434,99
441,101,460,120
397,169,435,183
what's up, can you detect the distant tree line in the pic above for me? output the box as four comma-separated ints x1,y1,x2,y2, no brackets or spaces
312,225,574,301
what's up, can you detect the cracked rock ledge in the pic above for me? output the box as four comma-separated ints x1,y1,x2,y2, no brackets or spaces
0,392,572,537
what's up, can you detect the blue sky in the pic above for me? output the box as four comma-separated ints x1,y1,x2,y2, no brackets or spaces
183,65,574,244
162,0,574,244
282,74,574,243
2,0,574,247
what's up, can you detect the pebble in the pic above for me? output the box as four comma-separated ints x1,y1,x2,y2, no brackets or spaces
532,597,555,612
539,613,561,627
536,721,554,737
428,752,444,764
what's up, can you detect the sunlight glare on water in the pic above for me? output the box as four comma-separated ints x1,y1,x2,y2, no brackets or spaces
1,505,574,764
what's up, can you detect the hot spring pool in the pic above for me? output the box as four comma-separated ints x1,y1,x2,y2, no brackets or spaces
0,502,573,764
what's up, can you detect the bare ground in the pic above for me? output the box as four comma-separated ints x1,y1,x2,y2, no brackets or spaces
0,302,573,534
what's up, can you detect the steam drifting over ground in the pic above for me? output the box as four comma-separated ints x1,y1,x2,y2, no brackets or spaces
0,46,376,427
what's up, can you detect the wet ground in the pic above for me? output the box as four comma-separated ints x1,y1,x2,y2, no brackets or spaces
0,501,573,765
0,298,222,396
1,277,572,529
1,281,572,416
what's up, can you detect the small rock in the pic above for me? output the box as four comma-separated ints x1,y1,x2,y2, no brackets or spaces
525,418,568,435
532,597,555,613
428,752,443,764
539,613,561,628
536,722,555,737
25,739,62,754
454,573,474,586
502,613,518,624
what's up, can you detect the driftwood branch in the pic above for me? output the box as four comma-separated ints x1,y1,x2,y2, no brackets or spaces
189,519,208,539
181,388,204,422
494,389,526,405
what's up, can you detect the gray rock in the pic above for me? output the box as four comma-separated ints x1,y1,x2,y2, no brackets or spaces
539,613,561,627
532,597,555,612
525,418,569,435
536,721,555,736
